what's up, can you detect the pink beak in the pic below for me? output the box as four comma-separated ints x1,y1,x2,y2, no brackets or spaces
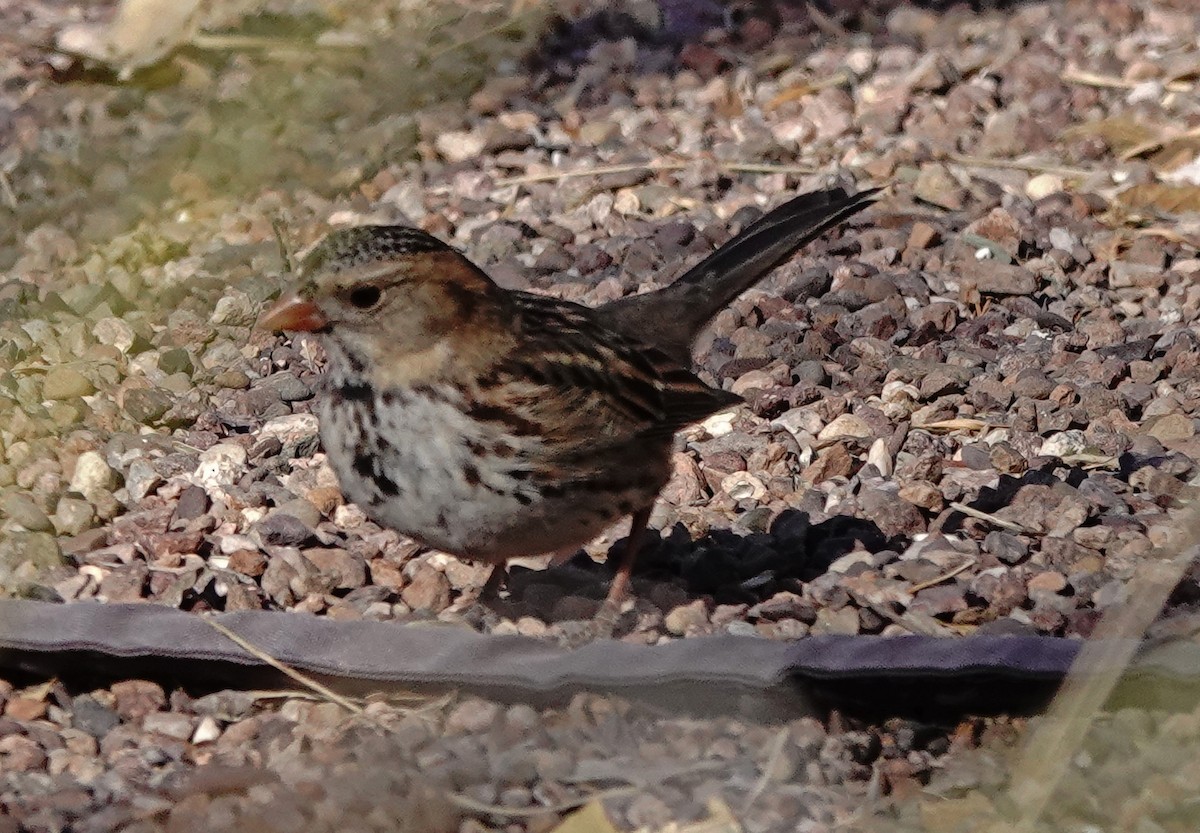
257,294,329,332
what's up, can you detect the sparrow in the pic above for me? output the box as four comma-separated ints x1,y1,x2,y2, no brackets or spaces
258,184,879,611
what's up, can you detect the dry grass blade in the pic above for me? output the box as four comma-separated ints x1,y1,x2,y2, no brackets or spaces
947,153,1096,179
448,786,638,818
873,605,955,636
1006,502,1200,832
765,70,851,110
493,160,823,188
740,729,789,815
426,2,550,60
1057,451,1119,470
1117,125,1200,163
1133,226,1200,248
723,162,819,175
1062,67,1195,94
947,501,1030,534
805,2,848,38
493,163,689,187
915,418,990,433
909,560,974,593
199,616,364,715
1118,183,1200,214
189,33,365,52
0,170,17,209
271,216,295,273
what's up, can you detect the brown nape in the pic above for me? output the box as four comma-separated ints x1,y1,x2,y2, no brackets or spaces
413,250,506,319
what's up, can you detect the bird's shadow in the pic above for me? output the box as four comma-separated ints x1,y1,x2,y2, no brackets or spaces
480,509,889,626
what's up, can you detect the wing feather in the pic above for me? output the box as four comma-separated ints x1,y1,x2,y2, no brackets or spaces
494,293,738,444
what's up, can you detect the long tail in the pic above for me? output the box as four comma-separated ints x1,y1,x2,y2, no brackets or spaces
597,185,881,363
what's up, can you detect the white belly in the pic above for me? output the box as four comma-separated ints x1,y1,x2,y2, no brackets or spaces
317,383,658,561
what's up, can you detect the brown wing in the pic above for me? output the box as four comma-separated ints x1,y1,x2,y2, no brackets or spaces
465,294,729,463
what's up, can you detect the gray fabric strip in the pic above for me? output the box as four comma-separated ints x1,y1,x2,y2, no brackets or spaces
0,599,1087,694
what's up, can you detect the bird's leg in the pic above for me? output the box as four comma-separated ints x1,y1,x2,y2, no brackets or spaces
479,563,508,600
602,506,652,610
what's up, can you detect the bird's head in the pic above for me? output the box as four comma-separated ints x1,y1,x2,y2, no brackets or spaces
258,225,509,382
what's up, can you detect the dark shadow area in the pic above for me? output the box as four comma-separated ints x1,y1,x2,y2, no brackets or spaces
525,0,1063,89
486,510,889,620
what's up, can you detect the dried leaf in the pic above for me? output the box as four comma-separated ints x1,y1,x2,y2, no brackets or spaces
1162,155,1200,186
766,82,821,110
550,802,621,833
56,0,204,77
1117,183,1200,215
1167,59,1200,84
764,71,850,111
1120,127,1200,171
1133,226,1200,248
1063,116,1163,155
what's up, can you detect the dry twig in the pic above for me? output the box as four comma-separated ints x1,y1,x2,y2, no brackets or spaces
1062,67,1195,94
447,786,638,818
947,501,1031,534
909,560,974,593
199,616,364,715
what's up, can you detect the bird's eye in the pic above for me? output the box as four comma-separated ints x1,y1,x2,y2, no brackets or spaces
347,285,382,309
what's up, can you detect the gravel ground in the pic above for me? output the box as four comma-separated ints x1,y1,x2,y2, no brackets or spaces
2,0,1200,830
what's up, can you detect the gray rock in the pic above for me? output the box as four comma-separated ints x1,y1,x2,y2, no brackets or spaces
157,347,194,376
173,485,210,521
2,492,53,532
211,291,258,327
124,388,173,425
254,512,314,547
274,498,322,528
302,548,367,591
71,695,121,737
959,260,1037,295
264,372,313,402
53,497,96,536
42,367,95,400
125,459,164,502
983,531,1028,564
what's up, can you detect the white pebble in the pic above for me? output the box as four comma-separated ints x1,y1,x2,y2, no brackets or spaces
70,451,116,498
721,471,766,501
1025,173,1064,200
210,290,257,327
1038,430,1089,459
259,413,320,445
192,716,222,744
866,438,893,476
194,443,248,490
817,413,872,442
93,317,135,353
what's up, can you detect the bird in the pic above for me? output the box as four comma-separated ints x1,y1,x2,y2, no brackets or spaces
258,184,879,612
